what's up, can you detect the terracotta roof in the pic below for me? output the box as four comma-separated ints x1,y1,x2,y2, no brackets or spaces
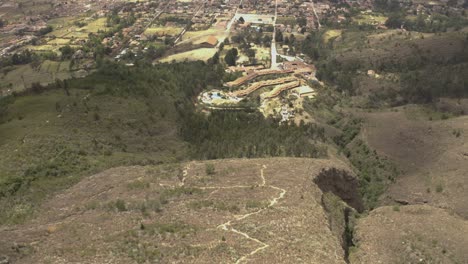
204,35,218,46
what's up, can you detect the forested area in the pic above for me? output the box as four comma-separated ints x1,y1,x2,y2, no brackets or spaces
179,111,327,159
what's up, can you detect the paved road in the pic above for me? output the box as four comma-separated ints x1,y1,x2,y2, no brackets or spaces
311,1,321,29
270,0,279,70
217,0,244,47
173,0,207,44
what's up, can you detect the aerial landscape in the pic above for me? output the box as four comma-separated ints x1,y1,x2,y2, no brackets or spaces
0,0,467,263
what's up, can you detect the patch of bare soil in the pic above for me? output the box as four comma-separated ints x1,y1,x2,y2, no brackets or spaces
0,158,353,264
360,106,468,218
351,204,468,264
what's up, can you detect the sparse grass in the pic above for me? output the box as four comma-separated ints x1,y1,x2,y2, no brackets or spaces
187,199,240,213
143,221,197,236
122,225,200,264
84,200,99,211
127,180,150,190
436,184,444,193
159,187,202,204
405,105,456,121
245,200,267,209
138,199,163,215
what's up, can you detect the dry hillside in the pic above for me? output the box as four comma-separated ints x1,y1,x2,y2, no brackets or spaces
351,204,468,264
360,106,468,218
0,158,359,264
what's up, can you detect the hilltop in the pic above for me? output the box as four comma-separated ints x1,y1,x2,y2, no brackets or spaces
0,158,357,263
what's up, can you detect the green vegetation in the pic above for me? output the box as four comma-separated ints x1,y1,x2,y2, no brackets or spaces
0,61,221,225
159,187,202,204
127,180,150,190
224,48,238,66
122,221,197,263
180,111,327,159
333,118,399,209
188,199,240,213
205,163,216,175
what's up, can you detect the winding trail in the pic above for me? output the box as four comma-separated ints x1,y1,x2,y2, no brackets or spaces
183,163,287,263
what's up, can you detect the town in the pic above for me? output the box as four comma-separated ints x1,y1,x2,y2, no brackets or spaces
1,0,467,123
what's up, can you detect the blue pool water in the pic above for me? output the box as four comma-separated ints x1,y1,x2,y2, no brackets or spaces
211,93,222,99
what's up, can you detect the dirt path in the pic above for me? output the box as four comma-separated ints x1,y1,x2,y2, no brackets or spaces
184,163,287,263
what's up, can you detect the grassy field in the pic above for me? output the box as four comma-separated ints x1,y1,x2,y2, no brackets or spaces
252,45,270,62
323,29,342,44
45,17,109,42
159,48,217,62
81,18,108,33
144,26,184,37
277,16,297,26
0,87,186,224
47,38,72,45
181,28,225,44
353,13,388,25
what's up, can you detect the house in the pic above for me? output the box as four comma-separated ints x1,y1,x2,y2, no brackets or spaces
295,86,315,98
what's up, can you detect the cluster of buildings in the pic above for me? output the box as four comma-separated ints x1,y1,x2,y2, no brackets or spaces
0,0,125,58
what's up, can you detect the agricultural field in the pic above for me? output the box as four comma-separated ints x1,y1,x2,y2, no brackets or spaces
159,48,217,63
144,26,184,37
277,16,297,26
0,0,54,21
80,18,108,33
180,28,226,45
353,13,387,25
0,61,72,94
46,17,110,41
22,44,81,53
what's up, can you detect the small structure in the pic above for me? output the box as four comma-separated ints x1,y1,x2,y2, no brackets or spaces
282,61,315,74
295,86,315,98
202,35,218,47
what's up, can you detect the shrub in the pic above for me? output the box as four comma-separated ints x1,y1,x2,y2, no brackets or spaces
205,164,215,175
115,199,127,212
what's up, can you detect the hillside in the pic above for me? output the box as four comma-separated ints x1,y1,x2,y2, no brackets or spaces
0,158,358,263
360,106,468,218
351,205,468,263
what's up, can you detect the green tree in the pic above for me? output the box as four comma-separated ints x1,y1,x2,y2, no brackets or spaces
59,45,74,60
224,48,238,66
